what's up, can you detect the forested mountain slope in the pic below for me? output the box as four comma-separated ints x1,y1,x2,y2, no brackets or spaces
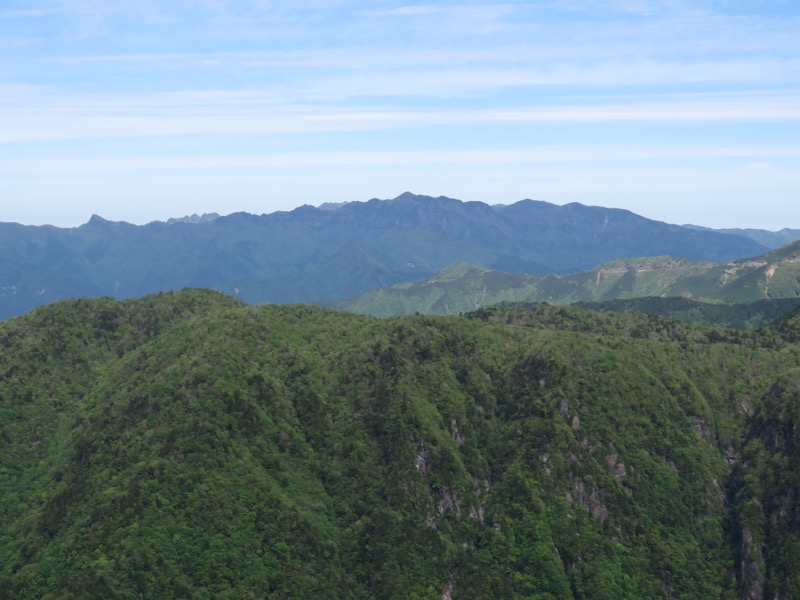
0,193,767,321
2,290,800,598
578,296,800,330
335,257,716,316
337,240,800,318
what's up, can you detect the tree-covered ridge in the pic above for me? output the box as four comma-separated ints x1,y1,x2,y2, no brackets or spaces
2,289,800,598
335,258,716,316
337,240,800,318
576,297,800,330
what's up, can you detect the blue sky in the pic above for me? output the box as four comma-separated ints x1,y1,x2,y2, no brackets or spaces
1,0,799,229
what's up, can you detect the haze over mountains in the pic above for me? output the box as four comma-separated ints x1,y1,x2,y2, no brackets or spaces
0,193,788,321
683,225,800,251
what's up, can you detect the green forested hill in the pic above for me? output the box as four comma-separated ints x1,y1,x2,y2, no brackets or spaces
336,240,800,318
333,258,720,317
2,290,800,598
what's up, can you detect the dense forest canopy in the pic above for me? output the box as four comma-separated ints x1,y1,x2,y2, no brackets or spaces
2,289,800,598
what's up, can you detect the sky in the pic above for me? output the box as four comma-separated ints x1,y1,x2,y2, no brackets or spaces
1,0,799,230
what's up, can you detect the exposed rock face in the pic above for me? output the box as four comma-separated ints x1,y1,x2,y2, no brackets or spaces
690,415,713,442
449,418,465,444
436,488,462,519
414,451,427,475
740,528,765,600
558,399,569,417
606,453,626,482
571,478,609,523
441,576,456,600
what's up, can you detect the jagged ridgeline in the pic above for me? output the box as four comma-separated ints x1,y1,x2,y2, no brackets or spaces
2,289,800,599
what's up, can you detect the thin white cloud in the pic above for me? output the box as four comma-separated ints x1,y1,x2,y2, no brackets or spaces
7,2,799,99
1,90,799,142
0,9,63,18
2,144,799,175
544,0,682,16
292,60,800,101
363,5,443,17
1,0,798,229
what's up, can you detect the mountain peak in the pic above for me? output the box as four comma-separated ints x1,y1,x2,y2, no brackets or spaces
87,214,110,226
166,213,220,225
317,201,350,211
390,192,461,204
394,191,423,201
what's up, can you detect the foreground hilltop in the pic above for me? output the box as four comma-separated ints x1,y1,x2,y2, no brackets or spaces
0,193,769,320
2,289,800,598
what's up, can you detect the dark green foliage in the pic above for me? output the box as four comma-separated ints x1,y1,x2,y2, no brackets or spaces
2,290,800,598
578,297,800,330
729,368,800,599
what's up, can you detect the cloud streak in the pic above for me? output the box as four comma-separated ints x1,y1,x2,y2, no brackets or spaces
3,144,800,175
0,1,799,227
2,90,799,143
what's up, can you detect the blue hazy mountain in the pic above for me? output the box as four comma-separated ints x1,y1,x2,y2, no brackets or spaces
0,193,770,320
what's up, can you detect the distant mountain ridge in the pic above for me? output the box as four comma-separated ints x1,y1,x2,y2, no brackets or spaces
337,240,800,317
165,212,220,225
684,224,800,250
0,193,774,320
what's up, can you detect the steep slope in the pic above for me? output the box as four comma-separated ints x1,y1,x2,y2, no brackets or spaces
0,193,767,321
3,290,800,598
726,308,800,600
670,240,800,303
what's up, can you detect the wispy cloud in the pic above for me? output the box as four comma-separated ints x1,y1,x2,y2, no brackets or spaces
3,144,800,176
0,8,63,18
2,90,798,143
1,1,799,227
363,5,443,17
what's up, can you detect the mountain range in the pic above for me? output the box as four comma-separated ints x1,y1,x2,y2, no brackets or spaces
0,193,780,321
